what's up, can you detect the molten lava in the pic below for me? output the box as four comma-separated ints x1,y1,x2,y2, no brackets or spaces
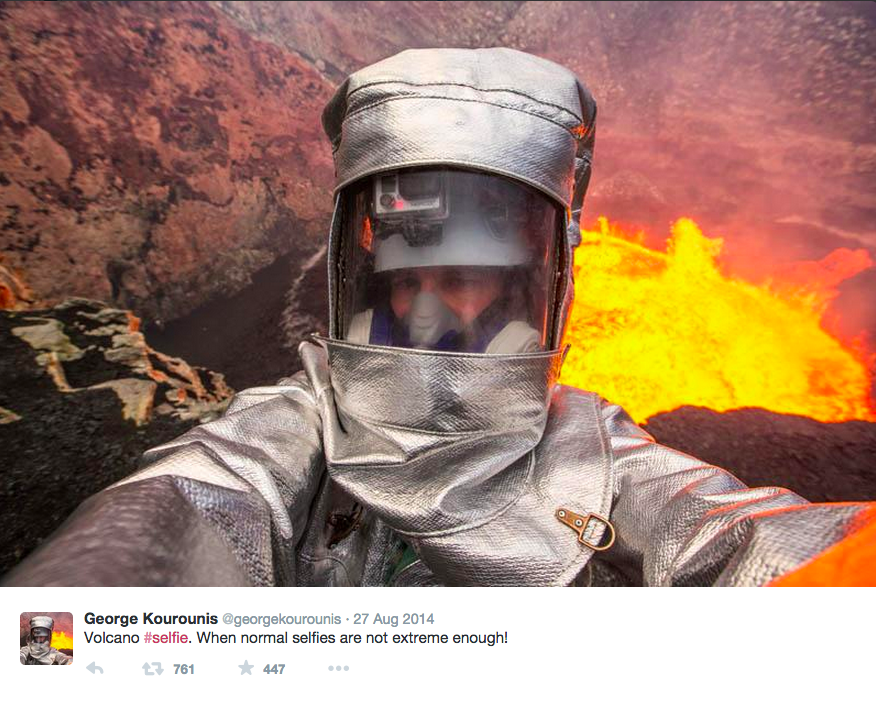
561,217,875,424
51,630,74,650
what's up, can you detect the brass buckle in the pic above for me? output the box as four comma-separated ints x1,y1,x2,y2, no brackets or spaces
556,507,616,552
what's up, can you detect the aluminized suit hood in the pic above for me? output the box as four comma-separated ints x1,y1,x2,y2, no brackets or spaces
301,338,613,586
322,47,595,212
26,616,53,658
322,47,597,346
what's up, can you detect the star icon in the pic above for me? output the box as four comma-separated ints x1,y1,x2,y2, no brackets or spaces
239,660,254,675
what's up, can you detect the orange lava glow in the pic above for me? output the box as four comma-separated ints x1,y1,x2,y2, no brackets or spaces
770,505,876,586
51,631,74,650
561,217,875,424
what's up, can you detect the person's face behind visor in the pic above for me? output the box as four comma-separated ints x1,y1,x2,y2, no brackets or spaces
29,627,51,653
389,267,504,324
338,169,561,354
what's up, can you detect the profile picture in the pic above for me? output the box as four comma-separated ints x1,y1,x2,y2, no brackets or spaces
19,612,73,665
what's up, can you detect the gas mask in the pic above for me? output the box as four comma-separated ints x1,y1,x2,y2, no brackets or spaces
338,168,561,353
405,290,461,348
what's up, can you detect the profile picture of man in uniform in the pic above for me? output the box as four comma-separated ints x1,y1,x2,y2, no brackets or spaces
19,612,73,665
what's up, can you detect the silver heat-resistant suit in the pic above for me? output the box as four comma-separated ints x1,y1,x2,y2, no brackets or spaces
5,48,869,587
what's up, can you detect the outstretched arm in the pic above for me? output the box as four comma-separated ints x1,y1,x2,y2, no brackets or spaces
4,375,324,587
598,399,870,586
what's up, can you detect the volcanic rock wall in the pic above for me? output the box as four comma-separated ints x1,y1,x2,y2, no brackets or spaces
0,1,335,323
213,0,524,79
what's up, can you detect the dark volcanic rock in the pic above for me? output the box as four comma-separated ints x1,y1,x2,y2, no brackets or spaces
145,245,328,388
0,298,233,575
645,406,876,503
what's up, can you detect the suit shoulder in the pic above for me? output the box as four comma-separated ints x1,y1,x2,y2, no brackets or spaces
51,650,71,664
552,384,651,439
553,382,603,402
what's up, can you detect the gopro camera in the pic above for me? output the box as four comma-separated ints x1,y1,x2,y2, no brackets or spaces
373,171,448,220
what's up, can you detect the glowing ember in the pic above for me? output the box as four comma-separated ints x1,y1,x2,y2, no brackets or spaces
561,217,875,423
51,631,74,650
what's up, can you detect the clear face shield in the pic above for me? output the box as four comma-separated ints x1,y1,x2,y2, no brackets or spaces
337,169,562,354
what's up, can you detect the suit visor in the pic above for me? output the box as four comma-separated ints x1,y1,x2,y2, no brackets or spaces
336,168,561,353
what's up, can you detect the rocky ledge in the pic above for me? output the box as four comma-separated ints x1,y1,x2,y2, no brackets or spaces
0,298,233,574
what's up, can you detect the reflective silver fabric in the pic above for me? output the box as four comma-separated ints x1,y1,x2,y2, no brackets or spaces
4,376,326,587
300,338,612,586
598,401,870,586
322,48,595,211
6,340,871,587
322,48,596,347
20,647,71,665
